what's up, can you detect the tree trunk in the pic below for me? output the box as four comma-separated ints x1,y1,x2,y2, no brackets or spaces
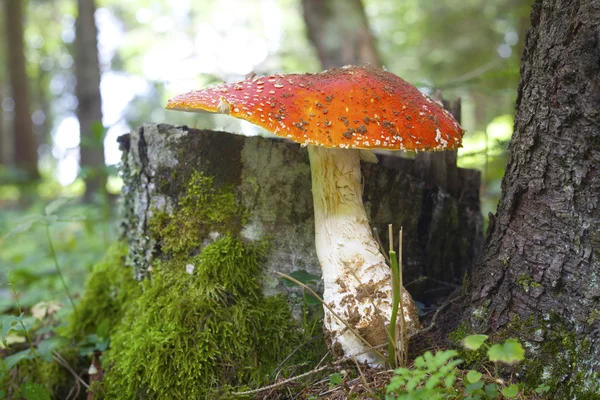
75,0,105,201
4,0,38,179
0,85,7,167
302,0,381,69
458,0,600,396
118,124,482,309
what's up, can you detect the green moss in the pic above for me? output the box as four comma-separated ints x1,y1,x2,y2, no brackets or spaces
587,309,600,325
67,241,140,339
497,315,600,398
101,236,299,399
93,171,300,399
149,171,247,256
450,314,599,398
515,273,541,292
448,321,486,366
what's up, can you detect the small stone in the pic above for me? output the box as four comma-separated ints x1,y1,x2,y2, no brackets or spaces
186,264,195,275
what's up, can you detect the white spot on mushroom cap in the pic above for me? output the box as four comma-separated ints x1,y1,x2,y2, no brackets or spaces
435,128,448,149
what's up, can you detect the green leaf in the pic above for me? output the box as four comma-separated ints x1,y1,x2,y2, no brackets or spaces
393,367,411,377
96,318,111,339
1,313,24,347
37,336,70,362
425,374,440,389
535,384,550,394
501,384,519,398
386,376,404,394
45,198,72,216
78,345,97,357
462,334,489,350
484,383,499,398
423,351,435,368
433,349,458,366
487,339,525,365
95,337,110,352
80,121,108,148
413,355,425,368
465,380,484,394
329,372,343,387
304,293,322,305
3,349,34,370
20,382,51,400
444,373,456,388
104,164,119,176
57,215,87,222
438,358,463,375
466,370,482,383
282,270,321,287
91,121,108,142
3,215,44,238
406,375,422,392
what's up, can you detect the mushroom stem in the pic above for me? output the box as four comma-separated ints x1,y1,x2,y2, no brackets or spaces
307,145,420,366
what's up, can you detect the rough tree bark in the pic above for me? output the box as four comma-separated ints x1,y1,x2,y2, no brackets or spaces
4,0,38,179
0,86,7,167
119,124,482,308
302,0,381,69
75,0,105,200
457,0,600,396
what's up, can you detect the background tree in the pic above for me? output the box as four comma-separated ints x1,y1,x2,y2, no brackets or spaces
0,3,8,169
4,0,39,180
75,0,105,201
455,0,600,396
0,82,7,168
302,0,381,68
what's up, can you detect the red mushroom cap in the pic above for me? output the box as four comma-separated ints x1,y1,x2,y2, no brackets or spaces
166,65,464,151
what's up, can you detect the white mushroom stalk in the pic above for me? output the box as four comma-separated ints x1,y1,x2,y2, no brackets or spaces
308,146,419,365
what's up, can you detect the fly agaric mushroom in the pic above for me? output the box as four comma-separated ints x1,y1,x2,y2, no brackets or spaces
166,65,464,365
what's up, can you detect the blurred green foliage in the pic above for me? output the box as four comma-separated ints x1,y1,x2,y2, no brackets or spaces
0,200,118,314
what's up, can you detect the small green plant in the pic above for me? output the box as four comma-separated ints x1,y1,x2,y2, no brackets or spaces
387,226,407,369
1,198,115,397
385,335,526,399
0,276,53,399
462,334,525,365
535,383,550,395
4,198,86,315
385,349,462,399
329,370,345,388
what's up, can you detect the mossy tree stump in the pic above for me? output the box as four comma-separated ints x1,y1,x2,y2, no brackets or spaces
118,123,482,307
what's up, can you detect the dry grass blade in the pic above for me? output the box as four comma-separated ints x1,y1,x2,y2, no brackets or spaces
352,356,374,396
397,227,408,367
373,227,392,265
52,350,90,389
231,343,389,396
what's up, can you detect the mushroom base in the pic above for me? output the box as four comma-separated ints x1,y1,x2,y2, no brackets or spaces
308,146,421,366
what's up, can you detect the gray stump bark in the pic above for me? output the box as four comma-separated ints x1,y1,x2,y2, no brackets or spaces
118,124,482,308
